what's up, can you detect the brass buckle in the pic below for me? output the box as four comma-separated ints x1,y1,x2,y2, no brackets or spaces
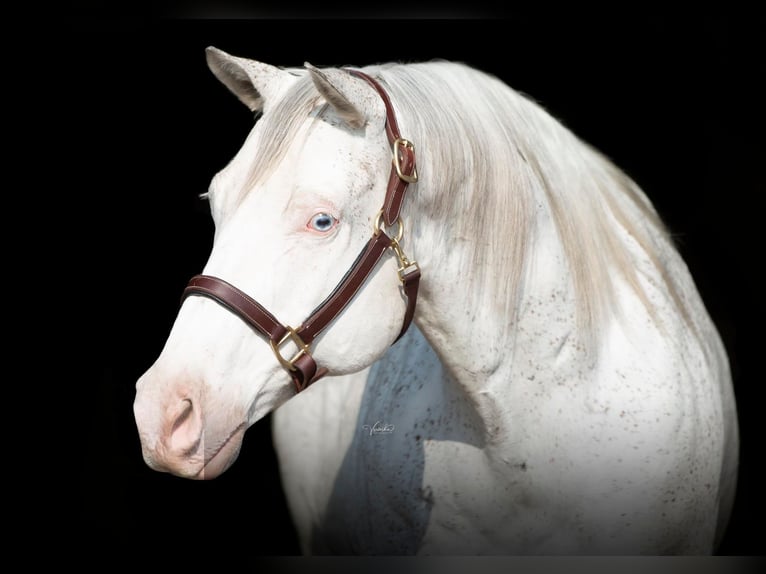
269,326,311,372
392,138,418,183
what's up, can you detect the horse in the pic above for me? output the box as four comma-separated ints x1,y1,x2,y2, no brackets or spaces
133,47,739,554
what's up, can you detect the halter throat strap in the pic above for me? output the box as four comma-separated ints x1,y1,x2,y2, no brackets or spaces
182,69,420,393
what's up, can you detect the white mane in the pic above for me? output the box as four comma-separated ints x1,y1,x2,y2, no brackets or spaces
372,60,692,345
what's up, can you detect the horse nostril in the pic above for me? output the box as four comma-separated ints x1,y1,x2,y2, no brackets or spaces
171,398,194,433
168,398,202,456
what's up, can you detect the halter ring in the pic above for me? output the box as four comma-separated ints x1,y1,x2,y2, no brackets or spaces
373,209,404,241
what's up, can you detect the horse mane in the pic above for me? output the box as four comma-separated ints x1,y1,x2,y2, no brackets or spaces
227,60,693,350
371,60,693,347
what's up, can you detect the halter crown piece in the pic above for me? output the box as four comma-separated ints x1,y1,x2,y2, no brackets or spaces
182,69,421,393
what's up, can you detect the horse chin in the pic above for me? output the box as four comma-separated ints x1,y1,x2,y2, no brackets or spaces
146,425,246,480
194,425,246,480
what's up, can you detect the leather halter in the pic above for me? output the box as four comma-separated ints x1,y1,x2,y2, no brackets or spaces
182,70,420,393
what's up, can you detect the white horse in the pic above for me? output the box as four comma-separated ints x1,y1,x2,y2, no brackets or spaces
133,47,739,554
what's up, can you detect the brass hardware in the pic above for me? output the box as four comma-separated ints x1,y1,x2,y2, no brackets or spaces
390,237,419,283
269,326,311,372
373,209,404,242
392,138,418,183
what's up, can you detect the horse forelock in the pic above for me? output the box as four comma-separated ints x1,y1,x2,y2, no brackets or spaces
235,75,325,206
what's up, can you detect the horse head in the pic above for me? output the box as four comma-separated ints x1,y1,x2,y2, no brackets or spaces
133,48,414,479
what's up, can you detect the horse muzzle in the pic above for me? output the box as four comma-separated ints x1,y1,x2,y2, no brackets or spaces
133,375,246,480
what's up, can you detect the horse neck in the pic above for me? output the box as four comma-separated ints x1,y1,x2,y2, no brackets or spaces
386,62,670,421
411,194,579,401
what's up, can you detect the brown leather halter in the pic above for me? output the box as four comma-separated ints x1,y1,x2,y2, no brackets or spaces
181,70,421,393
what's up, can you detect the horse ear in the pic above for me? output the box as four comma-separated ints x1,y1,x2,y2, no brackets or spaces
305,63,384,129
205,46,298,112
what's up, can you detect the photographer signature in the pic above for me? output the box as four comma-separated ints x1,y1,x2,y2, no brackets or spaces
362,421,395,436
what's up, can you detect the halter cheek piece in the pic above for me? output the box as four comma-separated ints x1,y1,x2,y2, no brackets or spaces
181,70,421,393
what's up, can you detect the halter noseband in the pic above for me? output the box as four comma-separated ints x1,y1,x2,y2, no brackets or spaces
181,70,420,393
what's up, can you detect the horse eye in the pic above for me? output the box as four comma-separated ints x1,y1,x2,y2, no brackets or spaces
308,212,338,233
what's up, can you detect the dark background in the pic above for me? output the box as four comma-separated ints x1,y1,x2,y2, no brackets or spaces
77,12,762,556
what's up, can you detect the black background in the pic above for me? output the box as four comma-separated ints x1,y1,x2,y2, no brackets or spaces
77,11,762,556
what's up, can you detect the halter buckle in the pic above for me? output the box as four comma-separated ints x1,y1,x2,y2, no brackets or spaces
270,326,311,372
392,138,418,183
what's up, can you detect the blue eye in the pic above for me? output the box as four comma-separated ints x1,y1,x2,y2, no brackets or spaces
308,212,337,233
